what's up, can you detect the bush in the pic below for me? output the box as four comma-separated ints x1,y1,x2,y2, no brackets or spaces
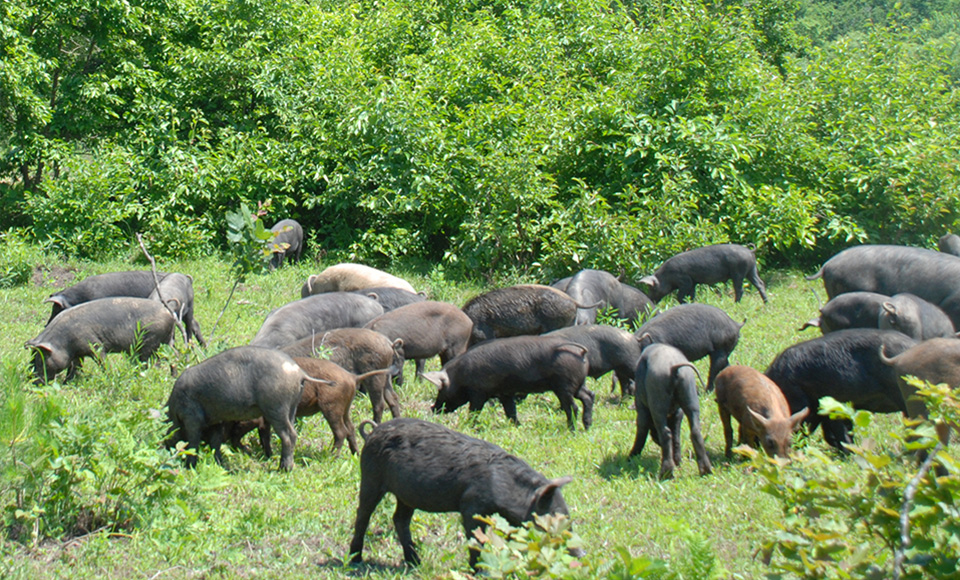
0,229,44,289
749,382,960,579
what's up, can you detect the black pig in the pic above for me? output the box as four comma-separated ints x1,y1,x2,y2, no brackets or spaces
423,335,593,430
640,243,768,304
462,284,598,346
798,291,888,334
267,219,303,269
45,270,168,324
148,272,206,346
635,303,743,391
348,418,581,568
544,324,643,397
764,328,917,451
877,293,956,340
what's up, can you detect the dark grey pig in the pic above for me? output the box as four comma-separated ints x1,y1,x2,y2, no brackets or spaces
544,324,643,397
877,293,956,340
280,327,404,423
348,418,581,568
764,328,917,451
45,270,168,324
806,244,960,328
462,284,590,346
353,286,425,312
635,303,743,391
630,343,712,479
564,269,653,325
619,282,655,325
165,346,307,471
148,272,206,346
798,291,888,333
424,335,593,430
267,219,303,269
364,301,473,386
939,233,960,257
639,243,768,304
26,297,177,384
250,292,384,349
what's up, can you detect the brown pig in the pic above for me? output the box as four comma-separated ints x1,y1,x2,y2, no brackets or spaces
714,365,808,458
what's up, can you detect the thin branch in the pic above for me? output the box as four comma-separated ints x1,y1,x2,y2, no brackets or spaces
136,233,188,345
894,442,944,579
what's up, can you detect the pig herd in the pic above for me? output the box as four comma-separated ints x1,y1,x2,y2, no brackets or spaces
21,240,960,568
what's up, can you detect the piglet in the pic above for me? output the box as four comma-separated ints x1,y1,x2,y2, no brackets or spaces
348,418,582,569
713,365,808,458
631,343,712,479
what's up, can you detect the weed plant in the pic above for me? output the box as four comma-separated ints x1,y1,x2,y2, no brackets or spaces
0,255,916,578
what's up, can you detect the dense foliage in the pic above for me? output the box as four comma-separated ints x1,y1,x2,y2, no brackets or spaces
2,0,959,278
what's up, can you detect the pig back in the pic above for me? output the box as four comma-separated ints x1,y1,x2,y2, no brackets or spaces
33,296,176,353
46,271,168,322
463,285,577,345
635,303,741,360
251,293,384,349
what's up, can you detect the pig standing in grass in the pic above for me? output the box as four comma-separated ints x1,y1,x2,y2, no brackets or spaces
544,324,643,397
165,346,307,471
45,270,167,323
424,335,593,430
630,343,712,479
348,418,582,569
267,219,303,269
228,358,391,456
640,243,768,304
876,293,957,340
364,300,473,386
26,297,177,384
281,327,405,423
462,284,591,346
713,365,808,458
634,303,743,392
148,272,206,346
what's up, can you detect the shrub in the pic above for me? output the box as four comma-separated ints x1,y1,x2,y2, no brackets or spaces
0,229,44,289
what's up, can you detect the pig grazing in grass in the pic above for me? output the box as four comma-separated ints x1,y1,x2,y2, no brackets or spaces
630,343,712,479
640,243,768,304
424,335,593,430
165,346,307,471
348,418,581,569
267,219,303,269
26,297,177,384
462,284,590,346
148,272,206,346
45,270,167,324
281,327,405,423
713,365,808,458
228,358,391,456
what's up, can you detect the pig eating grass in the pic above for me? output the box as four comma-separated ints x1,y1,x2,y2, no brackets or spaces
348,418,582,569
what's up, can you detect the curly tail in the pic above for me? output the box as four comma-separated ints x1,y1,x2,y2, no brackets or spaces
358,420,378,441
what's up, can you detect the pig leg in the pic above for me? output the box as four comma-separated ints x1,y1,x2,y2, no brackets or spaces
706,353,730,393
680,396,712,476
822,418,853,453
258,423,273,458
499,395,520,425
731,272,745,302
653,416,676,480
393,501,421,565
344,415,359,455
384,379,402,418
349,477,388,564
208,425,227,468
718,404,735,458
319,405,350,454
668,410,683,467
747,265,768,303
676,278,696,303
629,404,653,458
576,387,595,430
414,359,425,382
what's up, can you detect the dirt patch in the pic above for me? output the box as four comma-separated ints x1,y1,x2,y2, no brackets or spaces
32,265,77,289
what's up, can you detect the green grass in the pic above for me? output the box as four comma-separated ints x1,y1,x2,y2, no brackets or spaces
0,256,908,579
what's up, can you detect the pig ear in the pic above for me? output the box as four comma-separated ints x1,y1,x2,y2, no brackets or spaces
747,406,771,427
790,407,810,428
638,276,658,290
532,476,573,511
421,371,447,388
392,338,404,350
881,302,897,316
44,295,68,308
25,340,53,353
365,292,380,302
636,332,654,350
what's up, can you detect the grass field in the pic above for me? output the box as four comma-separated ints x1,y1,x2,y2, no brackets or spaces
0,256,909,579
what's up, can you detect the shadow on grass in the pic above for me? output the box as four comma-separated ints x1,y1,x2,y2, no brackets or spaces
317,558,412,577
598,452,659,480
